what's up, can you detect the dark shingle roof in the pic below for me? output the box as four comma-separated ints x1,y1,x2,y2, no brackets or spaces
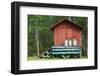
50,19,83,30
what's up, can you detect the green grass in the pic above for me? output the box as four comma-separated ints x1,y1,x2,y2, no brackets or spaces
27,56,88,61
28,56,65,61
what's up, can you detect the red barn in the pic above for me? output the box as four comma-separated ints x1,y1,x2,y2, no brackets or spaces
51,19,83,47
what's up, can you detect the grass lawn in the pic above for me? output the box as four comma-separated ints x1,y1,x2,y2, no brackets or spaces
27,56,87,61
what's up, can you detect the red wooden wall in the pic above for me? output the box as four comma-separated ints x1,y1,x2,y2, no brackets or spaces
53,21,82,47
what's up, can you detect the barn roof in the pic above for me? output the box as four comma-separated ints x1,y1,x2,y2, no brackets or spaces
50,19,83,30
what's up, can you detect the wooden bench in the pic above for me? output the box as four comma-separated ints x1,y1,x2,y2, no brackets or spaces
48,46,82,58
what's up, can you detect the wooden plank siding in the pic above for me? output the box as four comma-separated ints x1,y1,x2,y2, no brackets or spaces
52,20,82,47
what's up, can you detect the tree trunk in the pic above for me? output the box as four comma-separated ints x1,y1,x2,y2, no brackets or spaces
68,16,72,21
35,29,40,56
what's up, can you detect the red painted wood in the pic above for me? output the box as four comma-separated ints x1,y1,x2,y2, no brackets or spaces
53,21,82,47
